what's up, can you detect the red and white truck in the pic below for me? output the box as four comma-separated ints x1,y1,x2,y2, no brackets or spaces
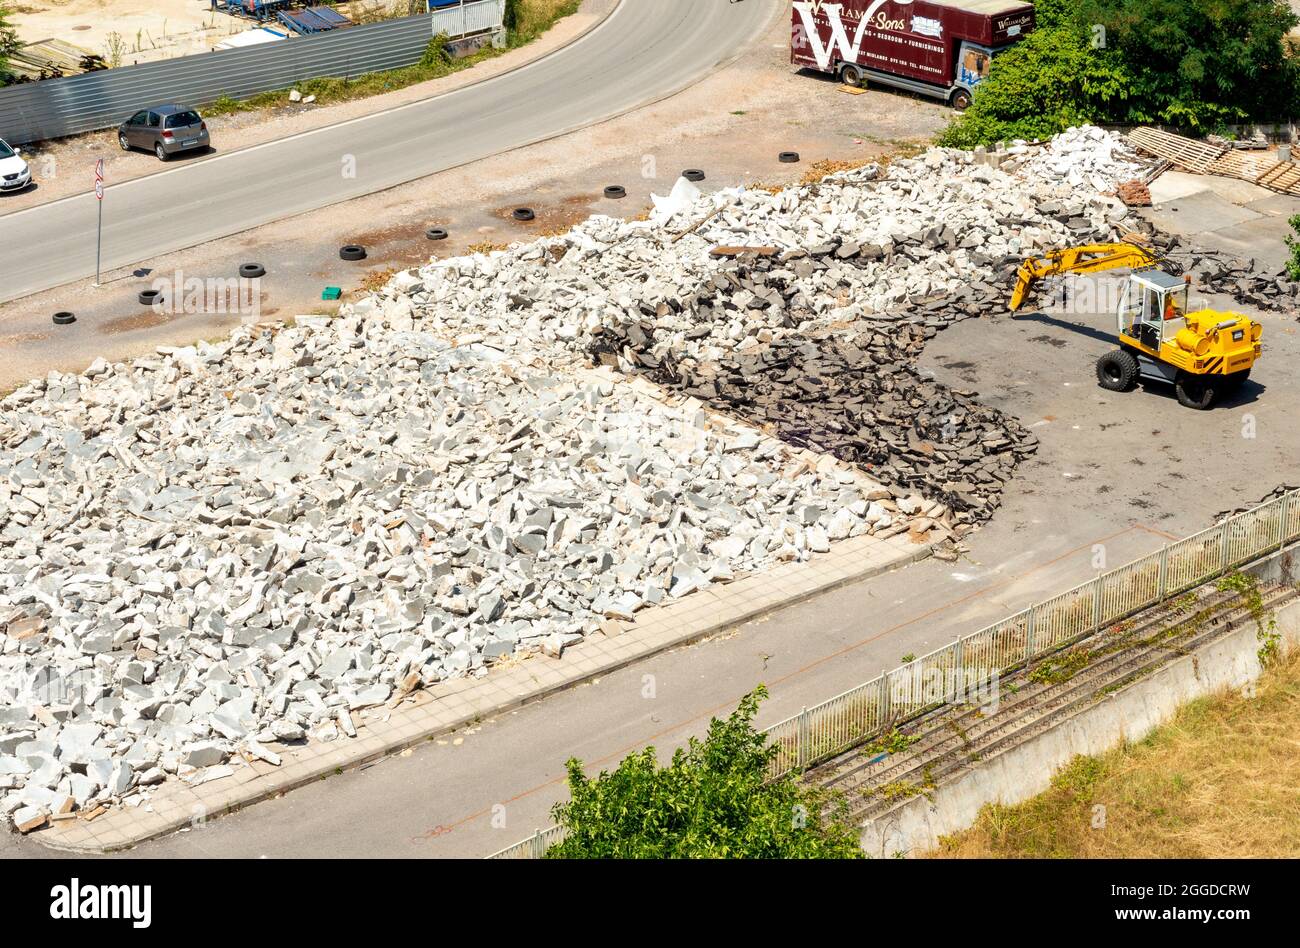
791,0,1036,110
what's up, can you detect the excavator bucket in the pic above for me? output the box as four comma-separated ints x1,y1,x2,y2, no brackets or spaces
1009,262,1038,311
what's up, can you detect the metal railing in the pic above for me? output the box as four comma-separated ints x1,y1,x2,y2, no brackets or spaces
0,2,505,144
487,488,1299,858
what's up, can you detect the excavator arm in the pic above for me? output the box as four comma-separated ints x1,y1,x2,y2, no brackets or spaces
1009,242,1162,311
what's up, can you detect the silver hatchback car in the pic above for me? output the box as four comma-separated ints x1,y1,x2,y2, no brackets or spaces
118,105,210,161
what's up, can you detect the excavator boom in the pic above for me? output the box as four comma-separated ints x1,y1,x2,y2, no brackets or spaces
1009,242,1161,311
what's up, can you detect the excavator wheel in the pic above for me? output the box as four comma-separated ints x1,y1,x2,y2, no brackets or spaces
1175,372,1217,410
1222,368,1251,392
1096,349,1139,392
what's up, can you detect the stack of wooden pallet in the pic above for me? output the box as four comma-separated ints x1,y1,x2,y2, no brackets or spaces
5,39,99,80
1127,126,1300,197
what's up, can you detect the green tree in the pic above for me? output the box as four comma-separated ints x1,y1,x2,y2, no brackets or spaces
0,2,21,87
546,687,863,859
1080,0,1300,128
941,0,1300,147
1285,214,1300,282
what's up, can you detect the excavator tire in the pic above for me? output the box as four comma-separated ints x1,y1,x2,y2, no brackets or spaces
1096,349,1139,392
1175,372,1217,410
1222,368,1251,391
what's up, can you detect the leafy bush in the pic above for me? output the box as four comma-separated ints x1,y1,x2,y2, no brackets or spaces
546,687,863,859
1286,215,1300,282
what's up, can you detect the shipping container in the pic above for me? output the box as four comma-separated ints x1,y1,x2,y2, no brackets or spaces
791,0,1035,109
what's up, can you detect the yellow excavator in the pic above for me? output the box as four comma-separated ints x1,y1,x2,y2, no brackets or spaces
1009,241,1263,409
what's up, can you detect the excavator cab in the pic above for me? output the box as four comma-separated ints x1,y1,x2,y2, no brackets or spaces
1117,270,1189,352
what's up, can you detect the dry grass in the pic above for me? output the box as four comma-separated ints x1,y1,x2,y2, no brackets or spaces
357,267,398,294
931,648,1300,858
799,158,875,186
515,0,581,38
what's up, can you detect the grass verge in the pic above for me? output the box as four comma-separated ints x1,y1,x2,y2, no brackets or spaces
204,0,583,118
931,647,1300,858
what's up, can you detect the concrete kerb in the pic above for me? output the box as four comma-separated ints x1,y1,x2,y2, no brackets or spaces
31,532,933,853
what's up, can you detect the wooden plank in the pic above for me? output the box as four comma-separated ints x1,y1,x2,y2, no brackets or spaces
709,246,779,258
1126,127,1228,174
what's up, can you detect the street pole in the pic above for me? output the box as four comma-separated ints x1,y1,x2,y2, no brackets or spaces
94,157,105,287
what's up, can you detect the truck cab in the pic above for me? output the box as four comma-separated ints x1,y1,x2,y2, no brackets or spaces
952,42,994,109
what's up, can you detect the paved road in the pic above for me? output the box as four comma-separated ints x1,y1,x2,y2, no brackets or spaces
0,0,778,303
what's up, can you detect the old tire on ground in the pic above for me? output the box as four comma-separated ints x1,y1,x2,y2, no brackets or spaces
339,245,367,261
950,88,973,111
239,263,266,279
1175,372,1217,410
138,289,163,306
779,151,800,163
1095,349,1139,392
840,63,865,88
52,312,75,325
426,227,448,240
682,169,705,182
603,186,627,199
512,208,535,222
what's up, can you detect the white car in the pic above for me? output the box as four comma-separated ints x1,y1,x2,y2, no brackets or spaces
0,139,33,192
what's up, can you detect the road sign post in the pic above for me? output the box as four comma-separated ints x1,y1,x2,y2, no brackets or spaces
94,158,105,287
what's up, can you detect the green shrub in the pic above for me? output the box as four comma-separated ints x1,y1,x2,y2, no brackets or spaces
546,688,863,859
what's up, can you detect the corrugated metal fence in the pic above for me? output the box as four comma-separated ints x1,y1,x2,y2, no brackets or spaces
0,1,504,144
489,487,1300,858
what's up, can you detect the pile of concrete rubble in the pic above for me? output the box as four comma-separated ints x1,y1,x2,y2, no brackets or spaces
0,325,903,829
0,126,1197,829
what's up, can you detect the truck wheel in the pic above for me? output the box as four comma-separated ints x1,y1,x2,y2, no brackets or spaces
1175,372,1217,410
1095,350,1139,392
950,89,973,111
840,64,865,89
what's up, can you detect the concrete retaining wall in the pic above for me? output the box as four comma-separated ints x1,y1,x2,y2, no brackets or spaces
859,546,1300,857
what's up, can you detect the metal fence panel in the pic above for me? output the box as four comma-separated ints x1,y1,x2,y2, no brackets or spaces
487,824,567,859
1099,550,1162,626
0,2,504,144
1032,578,1098,652
1164,528,1223,595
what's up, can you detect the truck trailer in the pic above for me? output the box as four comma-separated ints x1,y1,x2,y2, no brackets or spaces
791,0,1035,110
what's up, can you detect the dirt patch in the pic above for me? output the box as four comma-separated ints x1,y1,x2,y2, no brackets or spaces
491,194,598,235
99,308,179,335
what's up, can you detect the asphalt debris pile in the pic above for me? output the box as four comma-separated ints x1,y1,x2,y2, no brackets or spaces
589,252,1033,529
598,315,1037,529
1151,231,1298,314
